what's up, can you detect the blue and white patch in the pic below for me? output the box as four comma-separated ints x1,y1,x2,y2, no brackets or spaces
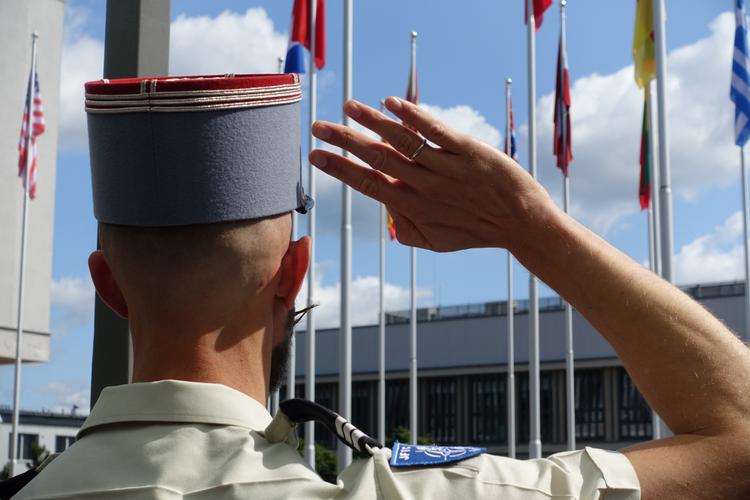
389,441,485,467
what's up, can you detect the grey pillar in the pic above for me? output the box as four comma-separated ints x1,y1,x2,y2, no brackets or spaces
91,0,170,408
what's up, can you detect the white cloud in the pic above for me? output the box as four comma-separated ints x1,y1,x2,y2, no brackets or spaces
50,276,94,332
296,264,432,328
533,12,737,234
37,382,90,415
58,7,287,152
169,8,287,75
674,211,745,285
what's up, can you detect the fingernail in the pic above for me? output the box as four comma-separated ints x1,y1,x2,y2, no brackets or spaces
385,96,402,111
312,123,331,140
345,100,362,118
309,151,328,168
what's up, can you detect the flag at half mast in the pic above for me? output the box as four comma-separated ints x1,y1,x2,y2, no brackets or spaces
731,0,750,147
18,71,45,199
554,12,572,176
284,0,326,73
506,97,518,161
638,93,652,210
633,0,655,208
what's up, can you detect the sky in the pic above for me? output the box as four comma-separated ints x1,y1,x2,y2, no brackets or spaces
0,0,740,413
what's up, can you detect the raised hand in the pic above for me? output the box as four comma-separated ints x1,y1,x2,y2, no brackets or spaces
309,96,557,253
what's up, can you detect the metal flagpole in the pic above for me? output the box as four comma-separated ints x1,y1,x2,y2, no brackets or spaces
652,0,673,284
646,83,663,439
11,31,38,477
278,56,284,73
504,78,516,459
409,31,418,446
338,0,353,470
740,146,750,342
304,0,318,469
526,0,542,459
559,0,575,453
378,101,387,445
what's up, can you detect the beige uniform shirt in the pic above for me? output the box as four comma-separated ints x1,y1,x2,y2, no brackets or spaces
17,380,640,499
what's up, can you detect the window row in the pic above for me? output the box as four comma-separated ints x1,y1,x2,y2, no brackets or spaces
280,367,653,449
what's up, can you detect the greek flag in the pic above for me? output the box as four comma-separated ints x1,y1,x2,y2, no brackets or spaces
731,0,750,147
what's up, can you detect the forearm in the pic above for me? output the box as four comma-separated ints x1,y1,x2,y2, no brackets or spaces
510,204,750,436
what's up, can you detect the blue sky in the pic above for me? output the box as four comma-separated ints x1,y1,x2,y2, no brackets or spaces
1,0,740,412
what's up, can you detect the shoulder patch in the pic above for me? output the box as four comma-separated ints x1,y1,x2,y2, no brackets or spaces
389,440,485,468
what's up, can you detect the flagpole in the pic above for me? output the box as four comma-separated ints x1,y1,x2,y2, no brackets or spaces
338,0,353,470
11,31,38,477
652,0,673,284
740,146,750,343
504,78,516,458
378,100,387,445
526,0,542,459
646,83,662,439
408,30,419,446
557,0,576,453
304,0,318,469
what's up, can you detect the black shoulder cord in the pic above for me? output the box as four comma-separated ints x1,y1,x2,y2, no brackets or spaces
0,468,38,499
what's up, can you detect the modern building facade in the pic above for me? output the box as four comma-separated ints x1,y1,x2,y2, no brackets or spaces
285,281,748,458
0,406,83,471
0,0,64,364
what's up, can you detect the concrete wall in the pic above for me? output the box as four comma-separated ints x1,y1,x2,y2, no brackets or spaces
293,290,747,377
0,0,64,362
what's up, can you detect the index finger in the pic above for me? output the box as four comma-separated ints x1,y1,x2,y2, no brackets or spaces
383,96,469,153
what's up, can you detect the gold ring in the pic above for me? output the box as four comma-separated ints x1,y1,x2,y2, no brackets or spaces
409,138,428,160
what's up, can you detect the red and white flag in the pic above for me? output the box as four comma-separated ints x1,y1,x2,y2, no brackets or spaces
18,71,45,199
553,20,572,176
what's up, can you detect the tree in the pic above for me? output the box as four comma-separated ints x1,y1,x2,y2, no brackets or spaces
0,443,49,479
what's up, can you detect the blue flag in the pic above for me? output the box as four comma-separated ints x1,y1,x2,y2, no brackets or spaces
732,0,750,147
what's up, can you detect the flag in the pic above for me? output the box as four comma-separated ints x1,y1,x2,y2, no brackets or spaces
18,71,45,200
284,0,325,73
732,0,750,147
387,212,397,240
633,0,655,88
506,98,518,161
554,19,572,175
525,0,553,31
638,93,651,210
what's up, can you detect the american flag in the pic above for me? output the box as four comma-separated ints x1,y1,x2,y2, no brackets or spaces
18,71,45,199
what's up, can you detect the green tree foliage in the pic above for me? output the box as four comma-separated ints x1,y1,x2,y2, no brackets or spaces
297,439,338,484
0,442,50,480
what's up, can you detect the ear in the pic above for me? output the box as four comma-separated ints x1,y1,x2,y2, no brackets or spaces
88,250,129,318
276,236,311,309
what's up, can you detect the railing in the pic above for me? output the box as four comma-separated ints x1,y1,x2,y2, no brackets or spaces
384,281,745,326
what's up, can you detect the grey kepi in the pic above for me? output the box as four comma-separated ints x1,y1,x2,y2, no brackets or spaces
85,73,312,226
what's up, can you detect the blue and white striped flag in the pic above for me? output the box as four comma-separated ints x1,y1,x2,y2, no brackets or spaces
731,0,750,147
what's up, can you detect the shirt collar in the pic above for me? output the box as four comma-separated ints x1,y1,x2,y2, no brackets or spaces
78,380,272,438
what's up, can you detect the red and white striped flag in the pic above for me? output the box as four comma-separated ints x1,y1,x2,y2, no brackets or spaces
553,17,572,176
18,71,45,199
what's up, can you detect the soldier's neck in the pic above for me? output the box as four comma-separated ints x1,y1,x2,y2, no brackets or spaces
129,324,270,407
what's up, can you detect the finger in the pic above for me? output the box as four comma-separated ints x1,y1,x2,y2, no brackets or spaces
342,100,448,169
383,96,468,153
311,121,428,187
309,149,406,206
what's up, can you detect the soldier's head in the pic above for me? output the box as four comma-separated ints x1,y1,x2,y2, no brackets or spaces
84,74,310,393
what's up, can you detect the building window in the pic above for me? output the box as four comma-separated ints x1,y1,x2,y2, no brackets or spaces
352,381,376,437
8,433,38,460
420,377,458,444
386,378,409,439
468,374,506,444
314,382,338,449
575,369,605,441
55,435,76,453
619,369,652,440
517,371,558,444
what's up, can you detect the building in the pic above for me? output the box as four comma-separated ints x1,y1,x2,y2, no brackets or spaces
286,280,748,458
0,0,63,364
0,406,84,471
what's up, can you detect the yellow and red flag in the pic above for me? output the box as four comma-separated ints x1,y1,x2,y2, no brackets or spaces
633,0,655,88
